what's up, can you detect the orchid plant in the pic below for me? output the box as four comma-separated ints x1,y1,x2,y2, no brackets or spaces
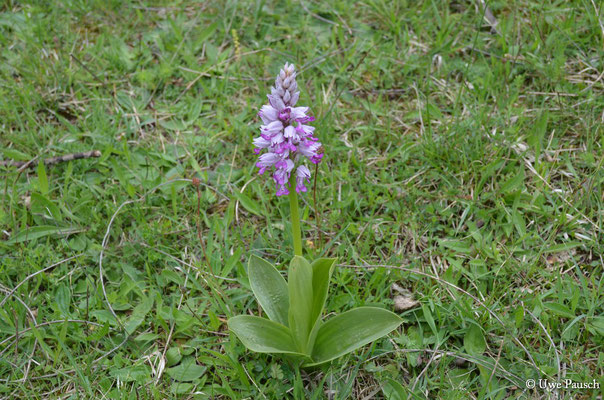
228,64,402,367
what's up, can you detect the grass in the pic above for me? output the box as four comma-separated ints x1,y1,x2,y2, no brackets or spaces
0,0,603,398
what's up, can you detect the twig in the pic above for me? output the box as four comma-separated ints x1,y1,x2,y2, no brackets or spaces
0,150,102,169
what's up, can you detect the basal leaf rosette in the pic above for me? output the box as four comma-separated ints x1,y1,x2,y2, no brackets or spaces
228,255,402,366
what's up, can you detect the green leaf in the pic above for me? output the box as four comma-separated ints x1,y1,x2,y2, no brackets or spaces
2,148,30,161
307,258,337,351
440,240,472,254
544,302,575,319
170,383,194,394
288,256,314,353
110,365,150,383
8,225,81,244
159,119,188,131
234,192,262,216
30,193,62,222
248,255,289,326
512,210,526,237
55,284,71,316
134,332,159,342
308,307,402,366
310,258,337,325
124,294,154,335
193,22,219,52
37,161,49,195
228,315,303,355
543,242,581,253
514,306,524,329
421,304,437,336
165,358,206,382
382,378,407,400
529,112,548,161
586,316,604,336
500,168,524,193
464,324,486,356
166,347,182,367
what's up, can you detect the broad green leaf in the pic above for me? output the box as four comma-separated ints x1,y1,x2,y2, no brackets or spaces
500,168,524,193
421,304,437,336
193,22,218,50
37,161,49,195
440,240,472,254
189,158,203,176
586,316,604,336
170,383,194,394
54,284,70,316
512,210,526,237
514,306,524,329
543,242,581,253
228,315,303,355
165,358,206,381
288,256,314,353
426,102,443,119
248,255,289,326
110,365,150,383
529,112,548,161
159,119,188,131
234,192,262,216
310,258,337,325
30,193,62,222
2,148,30,160
307,258,337,351
124,294,154,335
308,307,402,366
166,347,182,367
381,378,407,400
544,302,575,319
8,225,81,244
464,324,486,356
134,332,159,342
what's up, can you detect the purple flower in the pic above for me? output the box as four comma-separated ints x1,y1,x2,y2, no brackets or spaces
253,63,323,195
295,165,311,193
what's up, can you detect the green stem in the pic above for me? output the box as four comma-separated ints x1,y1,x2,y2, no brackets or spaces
288,175,303,256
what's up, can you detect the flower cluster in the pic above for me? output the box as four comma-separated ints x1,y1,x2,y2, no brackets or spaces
254,63,323,196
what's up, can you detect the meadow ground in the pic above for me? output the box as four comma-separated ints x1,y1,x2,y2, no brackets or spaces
0,1,603,398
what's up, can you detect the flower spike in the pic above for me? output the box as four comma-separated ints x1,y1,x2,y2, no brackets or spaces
254,63,323,196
